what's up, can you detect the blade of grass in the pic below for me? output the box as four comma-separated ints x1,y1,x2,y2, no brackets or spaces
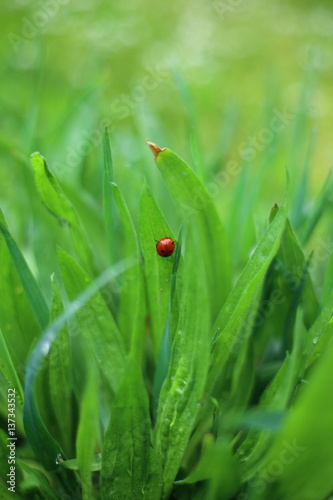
112,182,145,361
31,152,94,275
58,247,127,392
61,455,102,471
299,171,332,245
147,141,231,320
23,258,133,471
153,227,210,499
278,219,319,328
76,364,100,500
229,121,282,265
101,360,154,500
282,254,313,352
16,459,62,500
0,327,24,404
153,223,183,416
139,186,175,360
48,275,72,455
290,128,316,229
239,311,309,481
170,68,204,180
177,436,240,500
321,249,333,305
103,128,115,263
0,209,49,330
252,344,333,500
207,176,290,395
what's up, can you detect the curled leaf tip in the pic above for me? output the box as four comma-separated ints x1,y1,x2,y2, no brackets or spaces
146,140,166,159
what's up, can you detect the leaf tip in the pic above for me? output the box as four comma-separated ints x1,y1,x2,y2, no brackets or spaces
30,151,44,160
269,203,279,224
146,140,166,160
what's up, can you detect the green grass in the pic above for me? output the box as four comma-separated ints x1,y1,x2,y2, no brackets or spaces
0,108,333,499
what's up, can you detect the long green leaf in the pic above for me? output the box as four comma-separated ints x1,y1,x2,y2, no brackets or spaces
153,227,210,499
299,171,332,245
58,247,127,392
147,141,231,320
0,327,24,404
112,182,145,361
0,210,49,330
103,128,115,263
16,459,62,500
31,152,94,274
139,186,175,359
23,257,133,471
207,178,290,394
239,310,309,481
252,344,333,500
48,275,72,454
76,365,100,500
278,219,319,329
101,360,154,500
153,224,183,416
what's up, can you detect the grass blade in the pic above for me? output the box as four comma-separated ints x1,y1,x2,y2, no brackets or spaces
58,247,127,392
147,141,231,320
101,361,153,500
207,177,290,394
31,152,94,275
0,209,49,330
252,344,333,500
153,227,210,499
299,171,332,245
112,182,145,361
153,223,183,415
103,128,115,263
76,365,100,500
23,258,133,471
48,275,72,455
139,186,175,360
0,327,24,404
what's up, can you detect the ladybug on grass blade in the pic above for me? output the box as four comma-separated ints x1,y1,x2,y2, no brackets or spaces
156,237,175,257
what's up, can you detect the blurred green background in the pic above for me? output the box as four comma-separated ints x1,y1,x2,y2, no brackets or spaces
1,0,332,293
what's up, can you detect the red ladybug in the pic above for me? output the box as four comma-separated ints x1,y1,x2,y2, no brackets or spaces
156,237,175,257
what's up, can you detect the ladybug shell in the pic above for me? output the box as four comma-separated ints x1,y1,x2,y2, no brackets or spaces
156,237,175,257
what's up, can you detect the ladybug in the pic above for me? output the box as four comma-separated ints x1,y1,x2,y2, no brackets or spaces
156,237,175,257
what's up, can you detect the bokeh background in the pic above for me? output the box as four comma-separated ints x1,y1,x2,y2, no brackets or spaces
1,0,332,295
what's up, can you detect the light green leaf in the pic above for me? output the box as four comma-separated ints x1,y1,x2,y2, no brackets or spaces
61,454,102,471
23,257,133,471
16,459,62,500
0,209,49,330
153,228,210,499
31,152,94,275
153,224,183,416
101,360,154,500
147,141,231,320
207,178,290,394
299,171,332,245
0,327,24,404
278,219,319,330
58,247,127,392
113,182,145,361
48,275,72,454
76,365,100,500
139,187,175,359
103,128,115,263
252,345,333,500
